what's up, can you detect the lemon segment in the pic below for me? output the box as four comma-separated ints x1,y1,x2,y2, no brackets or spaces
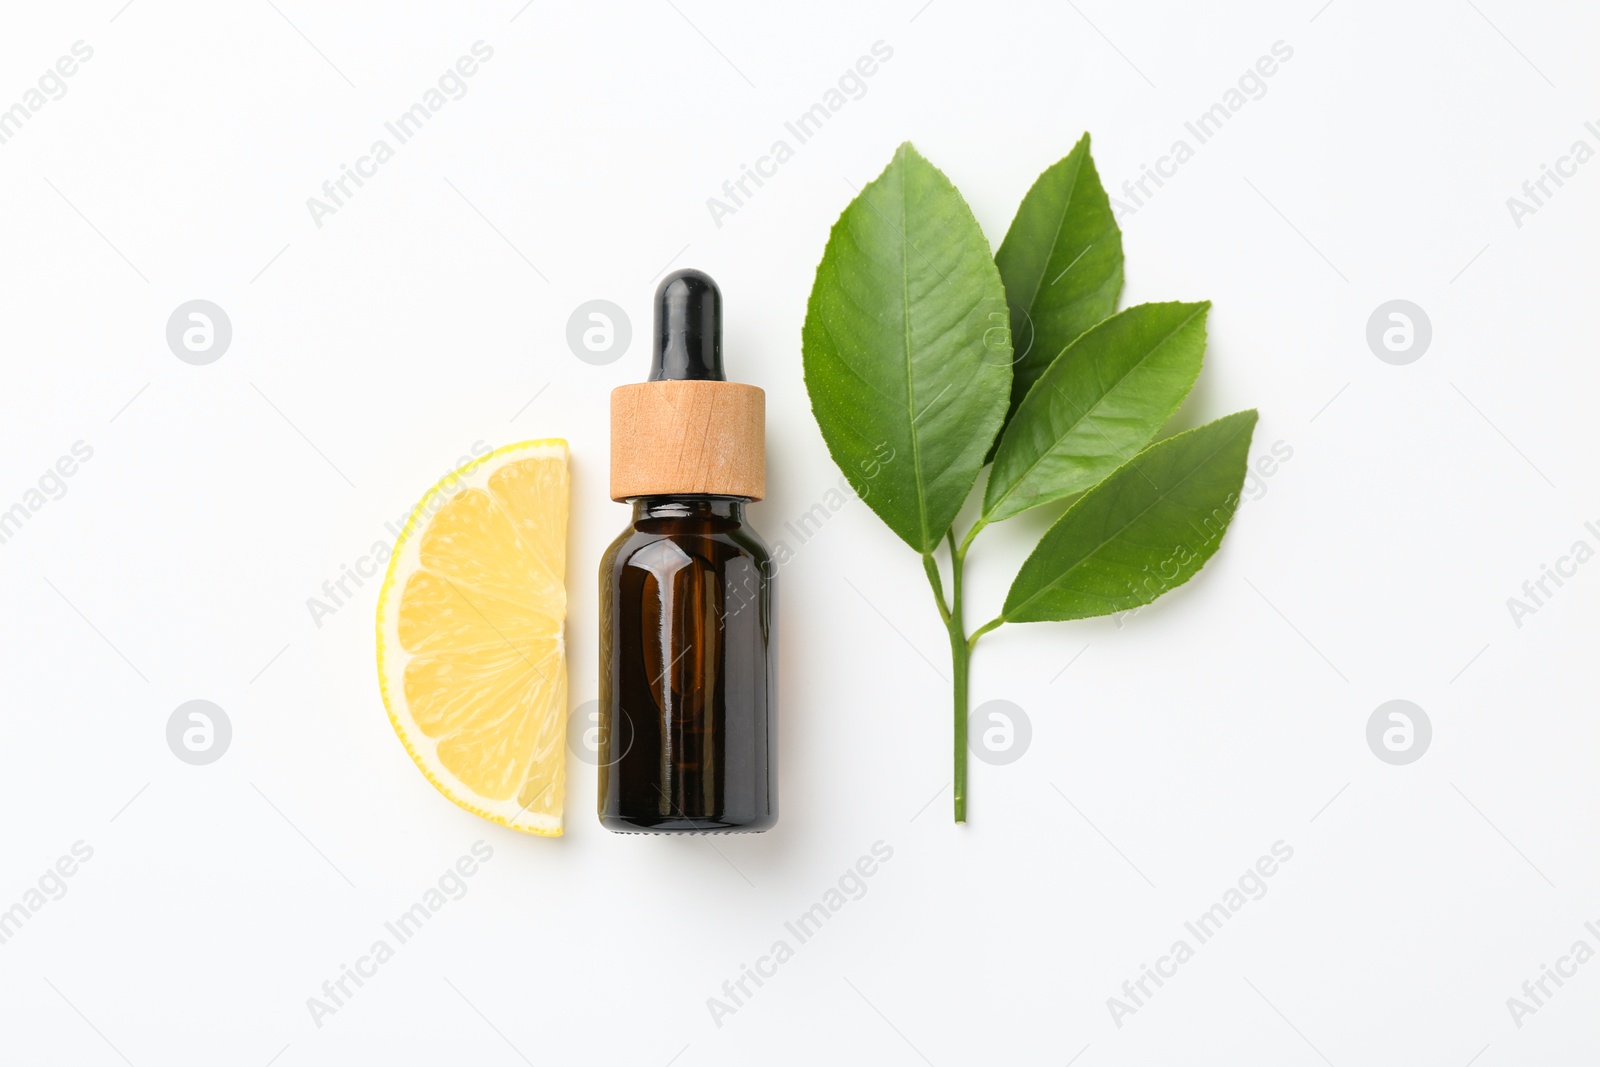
376,439,569,836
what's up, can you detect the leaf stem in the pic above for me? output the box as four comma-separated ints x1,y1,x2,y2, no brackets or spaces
949,617,969,823
935,524,1000,822
967,615,1004,651
944,528,970,822
920,552,951,625
957,517,987,560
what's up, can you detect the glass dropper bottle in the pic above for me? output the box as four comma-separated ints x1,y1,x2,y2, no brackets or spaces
597,268,777,833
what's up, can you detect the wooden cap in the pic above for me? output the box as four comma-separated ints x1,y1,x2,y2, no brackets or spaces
610,380,765,501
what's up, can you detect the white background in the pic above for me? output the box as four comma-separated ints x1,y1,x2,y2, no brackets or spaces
0,1,1595,1063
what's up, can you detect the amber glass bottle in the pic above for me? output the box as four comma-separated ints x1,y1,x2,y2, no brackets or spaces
598,270,777,833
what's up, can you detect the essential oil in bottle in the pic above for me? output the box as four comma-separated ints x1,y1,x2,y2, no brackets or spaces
598,268,777,834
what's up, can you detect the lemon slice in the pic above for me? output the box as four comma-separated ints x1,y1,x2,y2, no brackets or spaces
376,439,569,836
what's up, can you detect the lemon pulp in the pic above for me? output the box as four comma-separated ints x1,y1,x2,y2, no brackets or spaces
376,439,568,836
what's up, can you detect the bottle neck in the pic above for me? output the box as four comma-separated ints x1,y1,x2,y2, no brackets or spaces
631,496,747,523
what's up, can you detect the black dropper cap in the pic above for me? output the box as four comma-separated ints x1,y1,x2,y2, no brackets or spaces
650,268,724,382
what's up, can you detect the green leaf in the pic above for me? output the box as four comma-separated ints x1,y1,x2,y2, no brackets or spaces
982,301,1210,522
994,134,1123,432
1001,410,1258,622
802,143,1012,553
